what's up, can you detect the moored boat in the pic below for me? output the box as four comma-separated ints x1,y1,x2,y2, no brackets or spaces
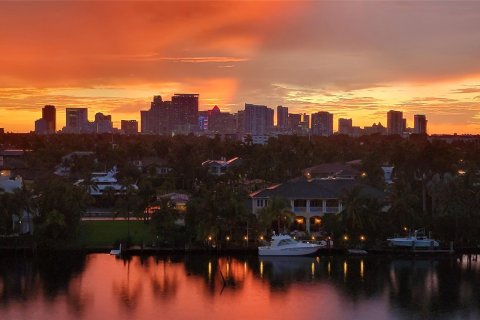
387,229,439,248
258,234,324,256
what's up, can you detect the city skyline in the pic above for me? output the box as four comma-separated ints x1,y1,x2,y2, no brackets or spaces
1,2,480,134
32,97,428,138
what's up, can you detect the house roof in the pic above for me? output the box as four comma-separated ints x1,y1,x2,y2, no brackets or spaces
202,157,241,168
251,178,383,200
0,150,27,157
303,161,361,178
61,151,95,161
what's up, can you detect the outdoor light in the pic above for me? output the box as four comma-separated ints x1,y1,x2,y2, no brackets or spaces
343,235,349,241
403,227,408,231
226,236,230,241
259,235,264,240
311,236,315,240
244,235,248,241
360,235,366,241
208,235,212,241
314,218,321,224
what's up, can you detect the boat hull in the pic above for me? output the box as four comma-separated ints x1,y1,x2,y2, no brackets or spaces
258,245,320,256
387,238,439,248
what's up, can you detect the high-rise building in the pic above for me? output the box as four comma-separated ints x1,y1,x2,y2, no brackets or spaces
288,113,302,131
311,111,333,136
34,105,56,135
171,94,199,133
301,113,310,130
387,110,404,135
94,113,113,134
338,118,353,135
42,105,56,134
277,106,289,129
207,106,236,134
0,128,4,134
414,115,427,135
236,110,245,134
198,110,209,131
140,94,199,135
121,120,138,135
64,108,89,134
244,103,274,135
34,119,47,135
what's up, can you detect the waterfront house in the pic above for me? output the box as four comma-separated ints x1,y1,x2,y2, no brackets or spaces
251,177,383,234
75,166,138,196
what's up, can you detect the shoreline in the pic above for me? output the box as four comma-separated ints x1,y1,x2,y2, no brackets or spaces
1,245,479,256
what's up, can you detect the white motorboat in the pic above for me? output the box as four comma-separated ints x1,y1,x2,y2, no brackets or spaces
258,234,324,256
109,244,122,256
387,230,439,248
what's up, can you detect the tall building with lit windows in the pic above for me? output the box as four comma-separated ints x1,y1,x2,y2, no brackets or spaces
141,94,199,135
64,108,89,134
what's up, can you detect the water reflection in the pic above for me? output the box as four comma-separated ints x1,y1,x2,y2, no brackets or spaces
0,253,479,319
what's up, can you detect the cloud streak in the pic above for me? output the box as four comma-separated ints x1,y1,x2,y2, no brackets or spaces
1,1,480,133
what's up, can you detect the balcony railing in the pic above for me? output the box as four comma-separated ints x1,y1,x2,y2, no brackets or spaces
293,207,307,213
325,206,340,213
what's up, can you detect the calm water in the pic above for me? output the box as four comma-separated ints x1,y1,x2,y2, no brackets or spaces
0,253,479,320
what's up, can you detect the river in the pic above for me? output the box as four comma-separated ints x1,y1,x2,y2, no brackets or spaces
0,253,479,319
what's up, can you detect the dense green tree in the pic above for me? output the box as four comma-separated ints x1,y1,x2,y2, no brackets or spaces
150,198,178,246
257,196,294,234
34,176,88,246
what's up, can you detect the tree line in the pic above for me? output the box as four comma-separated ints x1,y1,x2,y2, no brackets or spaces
1,133,480,247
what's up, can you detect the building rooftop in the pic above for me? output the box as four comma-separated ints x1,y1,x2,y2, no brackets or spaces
251,178,383,199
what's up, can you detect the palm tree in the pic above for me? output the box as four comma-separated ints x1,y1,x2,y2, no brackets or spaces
388,182,420,230
340,186,369,231
426,173,452,216
257,196,294,234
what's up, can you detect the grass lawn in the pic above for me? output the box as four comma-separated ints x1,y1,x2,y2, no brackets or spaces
78,220,154,248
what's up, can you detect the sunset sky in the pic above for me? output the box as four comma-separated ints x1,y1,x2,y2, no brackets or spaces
1,1,480,134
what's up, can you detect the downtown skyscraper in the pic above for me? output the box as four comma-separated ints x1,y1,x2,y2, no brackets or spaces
244,103,274,135
35,105,56,135
141,94,199,135
311,111,333,136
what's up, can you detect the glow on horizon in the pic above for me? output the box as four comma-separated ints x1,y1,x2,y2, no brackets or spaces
1,1,480,134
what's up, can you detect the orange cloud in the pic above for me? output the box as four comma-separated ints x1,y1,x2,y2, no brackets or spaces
1,1,480,134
